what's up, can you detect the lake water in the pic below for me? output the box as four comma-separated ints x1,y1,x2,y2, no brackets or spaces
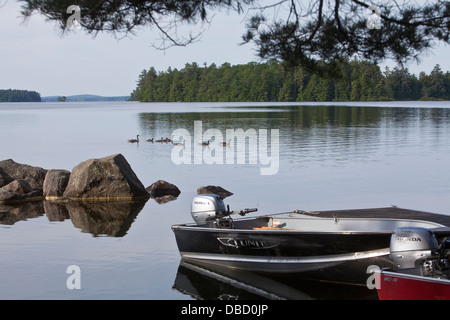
0,101,449,300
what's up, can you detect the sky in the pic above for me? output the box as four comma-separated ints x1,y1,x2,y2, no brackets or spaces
0,1,449,97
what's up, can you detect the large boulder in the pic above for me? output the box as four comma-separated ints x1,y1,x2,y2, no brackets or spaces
0,159,47,191
43,169,71,200
63,154,149,200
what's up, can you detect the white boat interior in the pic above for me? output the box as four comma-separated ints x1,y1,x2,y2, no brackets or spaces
187,195,448,233
218,214,446,233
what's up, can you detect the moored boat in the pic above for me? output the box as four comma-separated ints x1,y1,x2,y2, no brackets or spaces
171,195,447,285
377,270,450,300
376,226,450,300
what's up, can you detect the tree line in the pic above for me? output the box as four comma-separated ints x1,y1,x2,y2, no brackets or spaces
130,60,450,102
0,89,41,102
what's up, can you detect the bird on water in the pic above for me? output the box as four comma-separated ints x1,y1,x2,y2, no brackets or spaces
128,135,139,143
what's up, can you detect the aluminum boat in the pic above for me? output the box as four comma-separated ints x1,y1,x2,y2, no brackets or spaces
171,195,447,285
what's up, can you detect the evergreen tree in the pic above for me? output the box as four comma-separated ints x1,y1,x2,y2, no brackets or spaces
420,65,448,99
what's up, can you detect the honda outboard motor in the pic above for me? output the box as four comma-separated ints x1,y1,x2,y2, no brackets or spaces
390,227,439,275
191,194,227,224
191,194,258,225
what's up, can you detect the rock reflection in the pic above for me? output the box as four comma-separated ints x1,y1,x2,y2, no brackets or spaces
0,201,44,225
151,194,178,204
46,200,146,237
43,200,70,221
0,199,147,237
173,260,379,300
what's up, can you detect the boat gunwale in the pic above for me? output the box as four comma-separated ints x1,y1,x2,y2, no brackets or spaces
171,215,447,235
380,270,450,285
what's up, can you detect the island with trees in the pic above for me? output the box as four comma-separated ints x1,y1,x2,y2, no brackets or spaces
0,89,41,102
130,60,450,102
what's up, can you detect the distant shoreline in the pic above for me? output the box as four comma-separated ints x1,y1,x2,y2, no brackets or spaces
42,94,130,102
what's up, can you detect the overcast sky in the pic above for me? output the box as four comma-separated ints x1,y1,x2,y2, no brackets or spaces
1,1,449,97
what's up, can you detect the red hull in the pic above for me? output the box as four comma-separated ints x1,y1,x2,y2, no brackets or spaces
377,271,450,300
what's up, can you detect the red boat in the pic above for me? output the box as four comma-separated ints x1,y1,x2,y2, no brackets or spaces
374,226,450,300
377,270,450,300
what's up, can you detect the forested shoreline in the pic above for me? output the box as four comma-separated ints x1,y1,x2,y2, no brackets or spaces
130,60,450,102
0,89,41,102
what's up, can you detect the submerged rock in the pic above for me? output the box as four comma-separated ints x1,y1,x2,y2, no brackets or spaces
197,185,233,199
43,169,71,200
146,180,181,198
63,154,149,201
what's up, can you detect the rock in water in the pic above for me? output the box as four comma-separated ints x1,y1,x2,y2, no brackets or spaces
43,169,71,200
146,180,181,198
0,189,19,203
0,159,47,190
0,180,44,203
0,169,12,188
197,185,233,199
63,154,149,200
2,179,33,195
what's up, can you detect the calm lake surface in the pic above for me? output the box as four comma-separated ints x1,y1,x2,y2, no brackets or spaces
0,101,449,299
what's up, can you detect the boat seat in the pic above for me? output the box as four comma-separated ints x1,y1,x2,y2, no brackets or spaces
253,227,294,231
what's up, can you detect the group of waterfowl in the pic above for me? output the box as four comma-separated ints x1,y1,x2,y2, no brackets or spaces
128,135,173,144
128,135,230,147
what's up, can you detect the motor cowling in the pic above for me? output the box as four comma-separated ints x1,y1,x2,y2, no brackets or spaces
191,194,227,224
390,227,439,272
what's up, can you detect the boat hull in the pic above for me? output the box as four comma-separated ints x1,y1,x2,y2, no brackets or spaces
377,270,450,300
172,224,396,285
171,215,447,285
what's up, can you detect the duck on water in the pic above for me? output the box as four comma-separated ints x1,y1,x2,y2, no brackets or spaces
128,135,139,143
